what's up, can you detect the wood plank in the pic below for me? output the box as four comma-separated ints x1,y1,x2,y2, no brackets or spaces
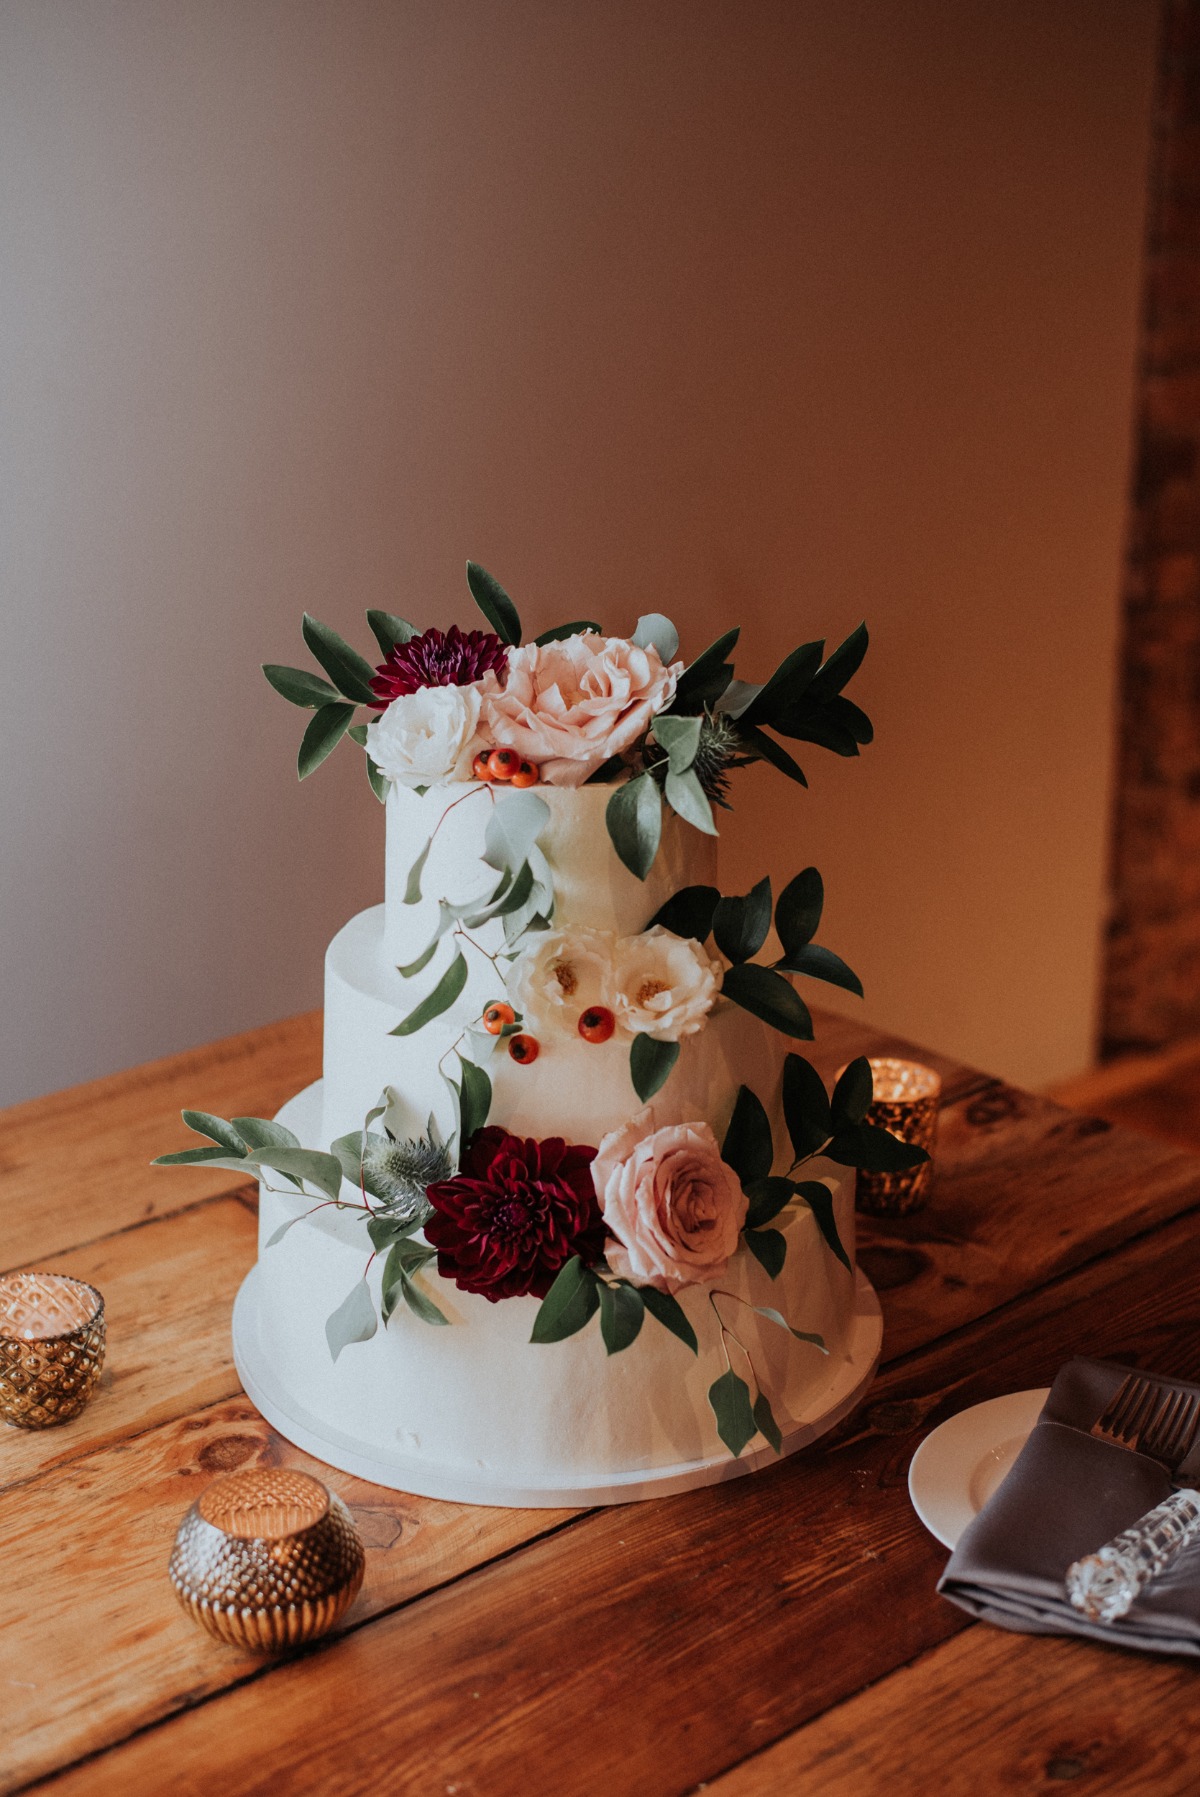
0,1396,576,1793
37,1200,1200,1797
702,1625,1200,1796
0,1199,255,1489
0,1012,321,1267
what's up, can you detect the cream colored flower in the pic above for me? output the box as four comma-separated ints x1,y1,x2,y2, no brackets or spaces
365,678,496,786
610,926,721,1041
483,634,680,786
506,927,616,1032
593,1109,748,1292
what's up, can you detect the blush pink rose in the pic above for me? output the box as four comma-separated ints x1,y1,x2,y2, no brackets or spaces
483,634,681,786
593,1109,748,1292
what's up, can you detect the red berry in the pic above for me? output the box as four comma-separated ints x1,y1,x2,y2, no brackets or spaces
508,1033,540,1065
472,750,496,782
488,748,521,780
578,1006,615,1044
482,1001,516,1034
510,760,540,788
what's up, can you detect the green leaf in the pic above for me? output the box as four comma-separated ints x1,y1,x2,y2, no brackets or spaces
664,767,718,835
466,561,521,645
181,1110,248,1154
366,610,418,655
390,950,468,1036
301,614,378,704
797,1180,852,1271
606,774,663,880
752,1305,827,1350
639,1285,699,1353
827,1123,930,1174
735,722,809,786
744,1227,787,1278
534,620,602,644
721,964,813,1038
483,791,551,873
457,1055,492,1146
741,639,825,727
397,930,443,979
830,694,874,745
403,836,433,905
806,621,869,702
264,1214,305,1248
775,868,824,954
397,1270,451,1326
529,1257,601,1343
708,1367,758,1457
630,1034,680,1101
713,876,773,964
330,1130,368,1184
831,1056,873,1128
232,1117,301,1154
152,1145,245,1167
250,1146,345,1203
347,723,368,746
599,1281,645,1354
262,664,342,709
672,627,740,714
653,713,703,773
776,943,863,998
646,884,720,943
631,613,679,664
744,1176,796,1230
366,755,389,804
782,1053,833,1160
298,702,356,779
325,1279,378,1361
721,1085,774,1184
464,861,532,927
753,1390,783,1454
716,678,763,720
367,1212,413,1253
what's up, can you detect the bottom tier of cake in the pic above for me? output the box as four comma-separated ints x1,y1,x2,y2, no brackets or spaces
235,1081,882,1506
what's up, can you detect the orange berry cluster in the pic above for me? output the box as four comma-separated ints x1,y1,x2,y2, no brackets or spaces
482,1000,616,1064
473,747,539,787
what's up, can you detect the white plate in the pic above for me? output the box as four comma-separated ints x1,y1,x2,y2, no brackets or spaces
908,1388,1049,1548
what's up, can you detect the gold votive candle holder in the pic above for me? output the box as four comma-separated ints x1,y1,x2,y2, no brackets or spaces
854,1057,941,1216
168,1468,365,1653
0,1271,106,1428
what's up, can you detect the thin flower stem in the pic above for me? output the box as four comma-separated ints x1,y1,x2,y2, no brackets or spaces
455,925,503,970
428,781,491,846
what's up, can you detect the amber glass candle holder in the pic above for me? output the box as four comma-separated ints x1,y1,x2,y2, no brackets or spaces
169,1468,365,1653
854,1057,941,1216
0,1271,106,1428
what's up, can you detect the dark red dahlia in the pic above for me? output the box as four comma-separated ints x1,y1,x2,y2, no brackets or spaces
424,1126,604,1302
368,624,508,707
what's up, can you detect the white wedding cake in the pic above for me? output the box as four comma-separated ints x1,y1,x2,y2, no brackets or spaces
162,568,903,1505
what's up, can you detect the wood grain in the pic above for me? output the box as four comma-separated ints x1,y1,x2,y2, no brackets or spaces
0,1011,320,1267
36,1201,1200,1797
703,1625,1200,1796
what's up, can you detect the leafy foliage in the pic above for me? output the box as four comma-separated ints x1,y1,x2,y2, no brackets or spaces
606,774,663,880
530,1257,602,1343
639,1285,699,1353
630,1033,680,1102
707,1367,758,1457
466,561,521,645
599,1281,645,1355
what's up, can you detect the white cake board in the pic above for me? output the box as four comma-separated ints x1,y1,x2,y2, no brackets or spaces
232,1265,882,1508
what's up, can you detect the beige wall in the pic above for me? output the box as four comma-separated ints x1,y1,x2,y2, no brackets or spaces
0,0,1156,1106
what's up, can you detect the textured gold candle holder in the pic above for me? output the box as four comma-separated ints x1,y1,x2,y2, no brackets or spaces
168,1468,365,1652
854,1057,941,1216
0,1271,106,1428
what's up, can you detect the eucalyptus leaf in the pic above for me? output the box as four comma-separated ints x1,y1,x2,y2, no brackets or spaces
390,950,468,1036
796,1181,852,1271
721,964,813,1039
672,627,740,714
599,1281,645,1355
298,702,356,779
708,1367,758,1457
464,861,531,928
325,1279,378,1361
775,867,824,954
653,713,702,773
250,1146,345,1203
366,755,389,804
457,1055,492,1146
367,1212,413,1253
744,1227,787,1278
397,932,442,979
529,1256,601,1343
232,1117,301,1154
631,612,679,664
152,1145,245,1167
752,1305,828,1350
753,1390,783,1454
826,1123,930,1174
465,561,522,645
721,1085,774,1185
776,942,863,998
534,620,602,644
646,884,720,943
301,614,378,704
782,1053,833,1161
806,621,869,702
331,1130,369,1184
831,1056,873,1128
403,836,432,905
398,1271,450,1326
716,678,764,720
606,774,663,880
713,876,772,965
181,1110,248,1154
743,1176,796,1230
664,767,717,835
265,1213,306,1248
639,1285,698,1353
262,663,341,709
366,609,418,655
483,791,551,872
630,1034,680,1102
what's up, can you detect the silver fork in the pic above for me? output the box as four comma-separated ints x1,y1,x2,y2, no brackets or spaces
1066,1374,1200,1622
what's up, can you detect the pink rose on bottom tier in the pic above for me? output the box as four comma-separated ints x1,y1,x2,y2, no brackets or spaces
592,1109,749,1292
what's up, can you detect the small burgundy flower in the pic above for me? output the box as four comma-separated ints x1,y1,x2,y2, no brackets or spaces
424,1126,604,1301
369,624,508,708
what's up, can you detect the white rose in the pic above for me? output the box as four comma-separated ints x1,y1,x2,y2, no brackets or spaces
610,925,721,1041
365,679,495,787
507,928,616,1033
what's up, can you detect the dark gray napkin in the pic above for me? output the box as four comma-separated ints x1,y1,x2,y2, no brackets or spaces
937,1357,1200,1655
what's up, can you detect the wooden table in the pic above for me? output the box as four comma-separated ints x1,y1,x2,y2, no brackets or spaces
4,1008,1200,1795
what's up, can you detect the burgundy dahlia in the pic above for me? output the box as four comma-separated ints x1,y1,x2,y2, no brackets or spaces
424,1126,604,1302
368,624,508,708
